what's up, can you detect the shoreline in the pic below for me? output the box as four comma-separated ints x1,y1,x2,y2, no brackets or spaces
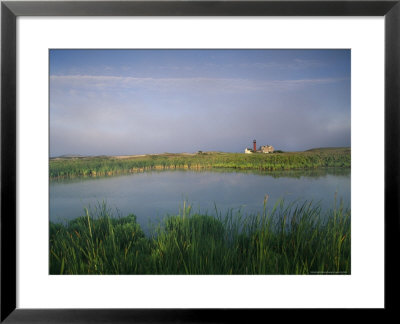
49,200,351,275
50,148,351,180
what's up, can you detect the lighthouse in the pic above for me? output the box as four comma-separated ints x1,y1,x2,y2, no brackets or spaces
253,139,257,151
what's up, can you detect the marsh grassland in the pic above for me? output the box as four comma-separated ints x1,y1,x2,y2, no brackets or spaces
50,147,350,179
50,200,350,275
49,148,351,275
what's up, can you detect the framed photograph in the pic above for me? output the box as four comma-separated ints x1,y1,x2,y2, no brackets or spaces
1,0,399,321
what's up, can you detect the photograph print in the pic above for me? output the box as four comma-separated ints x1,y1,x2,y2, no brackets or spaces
49,49,351,275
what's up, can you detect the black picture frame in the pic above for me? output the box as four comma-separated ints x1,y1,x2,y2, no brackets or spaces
1,0,399,322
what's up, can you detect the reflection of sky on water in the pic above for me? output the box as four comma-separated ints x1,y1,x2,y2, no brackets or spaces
50,169,350,233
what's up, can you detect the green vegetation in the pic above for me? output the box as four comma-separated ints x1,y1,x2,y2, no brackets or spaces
50,200,351,275
49,147,350,179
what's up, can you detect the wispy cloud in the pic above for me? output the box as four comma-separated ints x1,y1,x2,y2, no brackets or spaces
49,49,350,156
151,59,325,72
50,74,345,94
239,59,325,70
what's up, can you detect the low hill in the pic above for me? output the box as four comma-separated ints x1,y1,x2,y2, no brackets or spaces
305,147,350,153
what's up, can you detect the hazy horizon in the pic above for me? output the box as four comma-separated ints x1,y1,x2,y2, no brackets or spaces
50,49,351,157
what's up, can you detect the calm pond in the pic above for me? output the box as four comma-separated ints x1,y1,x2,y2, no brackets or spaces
50,168,350,232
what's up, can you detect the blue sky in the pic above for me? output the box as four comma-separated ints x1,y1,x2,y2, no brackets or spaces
49,49,350,156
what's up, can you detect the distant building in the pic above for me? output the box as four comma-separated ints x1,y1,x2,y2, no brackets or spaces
260,145,274,153
244,140,274,154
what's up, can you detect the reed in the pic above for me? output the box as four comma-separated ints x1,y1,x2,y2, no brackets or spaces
50,199,350,275
49,148,350,179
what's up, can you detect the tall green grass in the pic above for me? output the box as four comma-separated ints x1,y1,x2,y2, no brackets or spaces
49,148,351,179
50,199,350,275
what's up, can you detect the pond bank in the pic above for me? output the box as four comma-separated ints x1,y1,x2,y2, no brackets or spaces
49,200,351,275
50,148,351,180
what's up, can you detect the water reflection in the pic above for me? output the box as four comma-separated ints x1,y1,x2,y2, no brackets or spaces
50,168,351,233
51,167,351,184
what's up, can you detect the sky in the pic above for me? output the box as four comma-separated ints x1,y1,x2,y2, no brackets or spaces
49,49,350,156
